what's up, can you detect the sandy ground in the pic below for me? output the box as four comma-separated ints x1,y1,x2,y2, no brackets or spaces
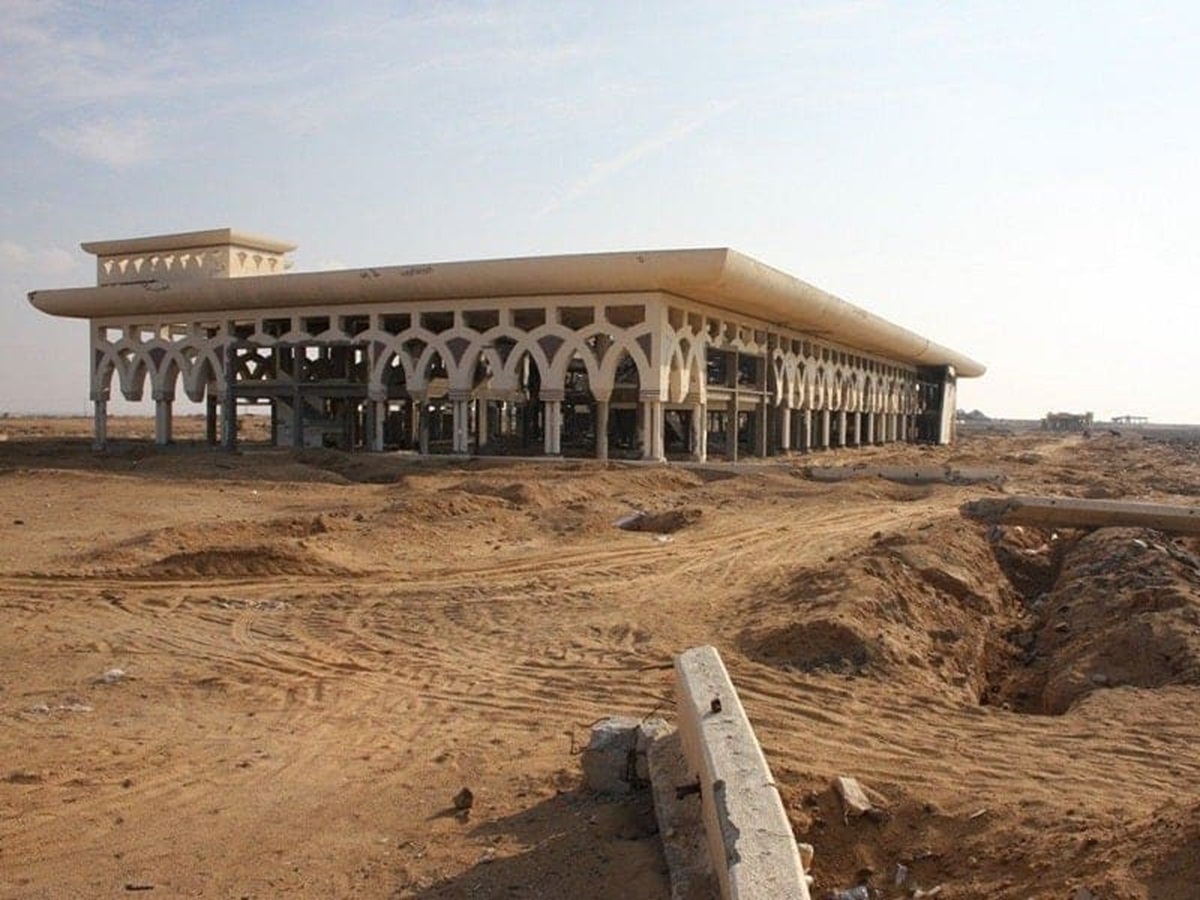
1,416,1199,899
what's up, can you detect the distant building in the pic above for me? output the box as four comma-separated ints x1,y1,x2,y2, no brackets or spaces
29,229,985,460
1042,411,1094,432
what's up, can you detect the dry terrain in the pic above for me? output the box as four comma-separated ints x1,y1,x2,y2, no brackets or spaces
2,416,1199,898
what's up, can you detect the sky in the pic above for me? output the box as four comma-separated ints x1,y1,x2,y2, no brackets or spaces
2,0,1198,422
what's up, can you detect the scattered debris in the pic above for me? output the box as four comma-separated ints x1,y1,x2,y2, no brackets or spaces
614,508,701,534
833,775,875,819
894,862,909,886
968,807,989,820
828,886,870,900
96,668,128,685
797,841,815,871
27,701,93,715
913,887,943,898
4,770,43,784
452,787,474,811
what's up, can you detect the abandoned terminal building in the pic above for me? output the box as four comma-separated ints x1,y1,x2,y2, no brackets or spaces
28,229,984,461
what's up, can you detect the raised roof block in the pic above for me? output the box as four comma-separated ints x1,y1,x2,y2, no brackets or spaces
81,228,296,286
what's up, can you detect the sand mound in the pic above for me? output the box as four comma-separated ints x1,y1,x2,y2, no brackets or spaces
139,545,346,578
616,508,702,534
743,519,1025,701
450,479,546,508
997,527,1200,714
748,618,873,674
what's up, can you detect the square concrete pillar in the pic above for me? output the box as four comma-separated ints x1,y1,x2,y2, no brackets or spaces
93,398,108,451
595,400,610,460
154,397,173,446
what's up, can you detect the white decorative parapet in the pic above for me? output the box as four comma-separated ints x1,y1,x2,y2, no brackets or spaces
675,645,812,900
81,228,296,286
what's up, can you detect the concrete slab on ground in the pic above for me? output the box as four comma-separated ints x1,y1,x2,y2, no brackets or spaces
964,495,1200,535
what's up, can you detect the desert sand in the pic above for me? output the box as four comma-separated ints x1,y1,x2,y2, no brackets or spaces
2,417,1198,899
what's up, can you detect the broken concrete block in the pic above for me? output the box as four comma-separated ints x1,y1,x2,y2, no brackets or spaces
833,775,873,817
581,716,668,795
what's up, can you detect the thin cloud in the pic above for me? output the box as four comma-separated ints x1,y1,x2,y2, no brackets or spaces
0,240,78,276
41,117,159,167
537,99,737,217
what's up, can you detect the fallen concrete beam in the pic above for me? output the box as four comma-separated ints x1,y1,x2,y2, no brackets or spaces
675,645,811,900
964,496,1200,535
806,465,1005,486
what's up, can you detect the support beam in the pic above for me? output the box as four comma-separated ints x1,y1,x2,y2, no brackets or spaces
650,399,664,461
964,496,1200,536
371,400,386,451
476,399,490,451
780,405,792,453
205,393,218,445
290,386,304,449
692,402,707,463
418,404,430,455
544,398,562,455
221,343,237,451
452,397,470,454
595,400,610,461
154,396,173,446
93,398,108,451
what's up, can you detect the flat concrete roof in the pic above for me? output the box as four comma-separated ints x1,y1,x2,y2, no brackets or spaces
80,228,297,256
29,245,984,377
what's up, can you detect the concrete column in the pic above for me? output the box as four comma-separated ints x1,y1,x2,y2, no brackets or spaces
757,404,768,457
865,412,875,446
154,396,173,446
291,388,304,449
543,399,561,455
477,399,490,451
452,398,470,454
780,405,792,453
730,395,740,462
205,393,218,445
93,398,108,451
820,409,831,450
409,401,421,449
650,400,665,461
639,401,653,460
837,410,847,448
800,409,811,452
595,400,610,461
418,405,431,454
372,400,386,451
222,391,236,451
692,403,707,463
221,344,237,451
364,400,377,451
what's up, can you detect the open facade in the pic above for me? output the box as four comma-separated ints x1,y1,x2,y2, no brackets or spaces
29,229,984,461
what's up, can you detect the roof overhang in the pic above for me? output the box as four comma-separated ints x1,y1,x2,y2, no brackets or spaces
28,247,985,377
